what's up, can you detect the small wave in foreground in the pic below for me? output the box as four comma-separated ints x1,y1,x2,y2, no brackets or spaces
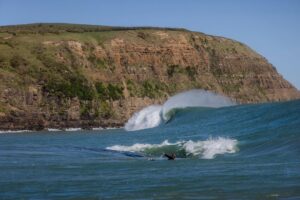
106,137,238,159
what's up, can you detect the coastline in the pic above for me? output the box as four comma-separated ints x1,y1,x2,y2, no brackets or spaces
0,117,125,132
0,126,123,133
0,24,299,135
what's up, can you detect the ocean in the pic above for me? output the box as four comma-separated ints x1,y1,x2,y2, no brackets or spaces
0,90,300,199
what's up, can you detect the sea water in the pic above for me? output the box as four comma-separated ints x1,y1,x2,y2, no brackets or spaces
0,91,300,199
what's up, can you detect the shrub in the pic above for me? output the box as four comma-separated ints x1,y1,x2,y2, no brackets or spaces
10,55,28,68
185,66,197,80
99,101,113,118
80,103,91,118
107,83,123,100
36,51,69,73
141,80,165,98
44,75,95,100
70,77,95,100
142,81,156,98
126,79,136,97
167,65,182,77
95,82,108,100
95,82,124,100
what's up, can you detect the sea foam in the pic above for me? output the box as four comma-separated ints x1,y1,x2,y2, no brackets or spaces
124,105,162,131
65,128,82,132
125,89,235,131
0,130,32,134
183,137,238,159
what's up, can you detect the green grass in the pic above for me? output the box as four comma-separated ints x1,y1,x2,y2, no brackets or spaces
0,23,188,34
87,55,107,69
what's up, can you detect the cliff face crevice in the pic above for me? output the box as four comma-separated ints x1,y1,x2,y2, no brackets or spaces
0,24,299,130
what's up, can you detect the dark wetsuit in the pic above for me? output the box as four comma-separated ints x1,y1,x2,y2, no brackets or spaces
164,153,176,160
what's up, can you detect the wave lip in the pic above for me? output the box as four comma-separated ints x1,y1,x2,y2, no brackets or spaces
162,89,235,121
106,137,238,159
125,89,236,131
124,105,162,131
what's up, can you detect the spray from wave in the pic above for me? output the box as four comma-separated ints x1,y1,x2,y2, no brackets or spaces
106,137,238,159
125,89,235,131
124,105,163,131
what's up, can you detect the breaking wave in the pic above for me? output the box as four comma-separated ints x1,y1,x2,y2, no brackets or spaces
124,105,163,131
125,90,235,131
106,137,238,159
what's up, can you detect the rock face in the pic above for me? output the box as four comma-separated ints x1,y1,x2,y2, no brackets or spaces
0,24,299,130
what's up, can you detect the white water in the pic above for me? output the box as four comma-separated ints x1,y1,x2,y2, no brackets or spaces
183,137,238,159
106,137,238,159
124,105,162,131
0,130,32,134
107,140,175,152
125,89,235,131
92,127,104,131
65,128,82,132
47,128,62,132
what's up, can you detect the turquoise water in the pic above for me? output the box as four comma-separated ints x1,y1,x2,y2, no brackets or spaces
0,100,300,199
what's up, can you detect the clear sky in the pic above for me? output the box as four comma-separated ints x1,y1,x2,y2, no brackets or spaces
0,0,299,89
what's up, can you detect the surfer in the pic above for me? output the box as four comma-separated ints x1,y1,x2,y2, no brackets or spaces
164,153,176,160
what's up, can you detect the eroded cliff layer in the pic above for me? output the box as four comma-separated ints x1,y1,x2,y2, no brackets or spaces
0,24,299,130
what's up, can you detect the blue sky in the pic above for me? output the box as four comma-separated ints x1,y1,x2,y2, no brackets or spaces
0,0,299,89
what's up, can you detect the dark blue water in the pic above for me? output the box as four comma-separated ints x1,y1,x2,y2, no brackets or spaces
1,100,300,199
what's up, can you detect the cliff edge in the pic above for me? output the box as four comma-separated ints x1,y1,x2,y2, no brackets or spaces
0,24,299,130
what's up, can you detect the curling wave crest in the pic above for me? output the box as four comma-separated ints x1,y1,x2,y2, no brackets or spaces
125,89,235,131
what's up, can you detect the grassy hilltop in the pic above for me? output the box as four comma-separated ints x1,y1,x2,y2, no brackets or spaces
0,23,299,130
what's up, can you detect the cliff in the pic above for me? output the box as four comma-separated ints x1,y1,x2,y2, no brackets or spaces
0,23,299,130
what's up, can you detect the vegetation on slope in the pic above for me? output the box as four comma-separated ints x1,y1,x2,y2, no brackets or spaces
0,23,298,130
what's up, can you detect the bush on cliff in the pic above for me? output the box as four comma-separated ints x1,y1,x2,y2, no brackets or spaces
95,82,124,100
44,76,95,100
